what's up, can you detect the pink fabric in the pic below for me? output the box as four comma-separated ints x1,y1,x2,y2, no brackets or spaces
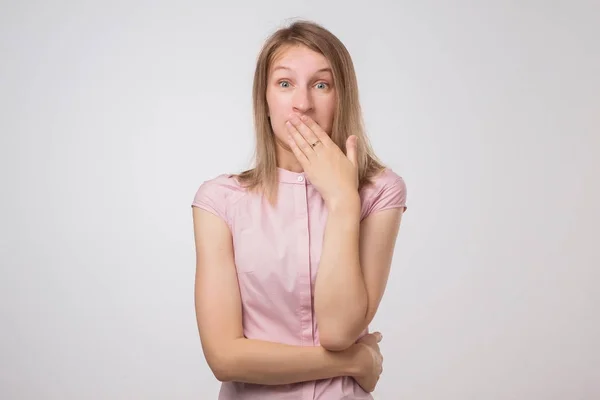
192,167,407,400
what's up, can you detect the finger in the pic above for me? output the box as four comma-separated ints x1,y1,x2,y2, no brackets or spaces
357,332,380,345
289,114,320,149
346,135,358,167
363,332,381,344
372,331,383,342
299,114,333,145
286,130,310,167
356,334,372,344
286,120,313,159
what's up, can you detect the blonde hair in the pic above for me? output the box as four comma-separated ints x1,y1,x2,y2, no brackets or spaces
233,19,387,205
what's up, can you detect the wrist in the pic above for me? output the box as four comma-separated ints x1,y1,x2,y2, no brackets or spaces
339,343,363,377
317,344,361,377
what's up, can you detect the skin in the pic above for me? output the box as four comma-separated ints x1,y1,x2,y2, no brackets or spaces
266,44,337,173
192,43,400,393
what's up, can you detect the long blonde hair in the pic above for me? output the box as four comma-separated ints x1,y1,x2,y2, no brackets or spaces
234,19,386,205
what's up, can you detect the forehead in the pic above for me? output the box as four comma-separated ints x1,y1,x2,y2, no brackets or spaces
270,44,331,74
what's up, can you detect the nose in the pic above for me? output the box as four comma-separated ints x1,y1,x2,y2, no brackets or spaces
292,87,313,114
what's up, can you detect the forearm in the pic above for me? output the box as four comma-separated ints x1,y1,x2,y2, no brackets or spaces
315,195,368,349
216,338,359,384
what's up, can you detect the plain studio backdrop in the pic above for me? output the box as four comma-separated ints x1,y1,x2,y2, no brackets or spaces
1,1,598,399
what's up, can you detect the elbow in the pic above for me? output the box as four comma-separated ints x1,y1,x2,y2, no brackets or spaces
319,330,357,352
212,366,231,383
318,312,368,351
206,351,235,382
208,358,232,382
204,338,245,382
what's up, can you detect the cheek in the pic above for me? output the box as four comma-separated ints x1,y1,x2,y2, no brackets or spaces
266,92,292,137
266,111,288,140
266,88,289,111
269,116,285,137
316,98,337,131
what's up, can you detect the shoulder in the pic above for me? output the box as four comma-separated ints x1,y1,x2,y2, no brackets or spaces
194,173,245,198
364,168,407,194
359,168,408,220
191,173,247,224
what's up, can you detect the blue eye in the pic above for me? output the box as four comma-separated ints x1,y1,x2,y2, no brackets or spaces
279,81,290,88
316,82,329,89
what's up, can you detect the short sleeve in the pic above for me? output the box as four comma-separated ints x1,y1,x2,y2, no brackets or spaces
191,175,233,225
361,169,408,220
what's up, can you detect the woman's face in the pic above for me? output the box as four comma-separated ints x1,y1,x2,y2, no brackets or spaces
266,44,336,144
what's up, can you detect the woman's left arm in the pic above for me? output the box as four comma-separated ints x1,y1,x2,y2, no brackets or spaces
314,196,403,351
285,113,405,352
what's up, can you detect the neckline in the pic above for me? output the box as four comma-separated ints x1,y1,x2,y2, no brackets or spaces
277,167,311,185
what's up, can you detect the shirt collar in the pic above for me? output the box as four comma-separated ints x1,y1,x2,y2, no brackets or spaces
277,167,311,185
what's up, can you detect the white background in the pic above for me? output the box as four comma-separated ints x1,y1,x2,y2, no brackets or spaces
1,1,599,399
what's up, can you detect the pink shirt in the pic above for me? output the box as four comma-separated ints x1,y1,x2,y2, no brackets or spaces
192,167,407,400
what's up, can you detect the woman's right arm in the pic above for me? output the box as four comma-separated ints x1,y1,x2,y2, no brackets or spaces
192,206,370,385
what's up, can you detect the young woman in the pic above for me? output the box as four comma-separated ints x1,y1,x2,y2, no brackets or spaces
191,20,408,399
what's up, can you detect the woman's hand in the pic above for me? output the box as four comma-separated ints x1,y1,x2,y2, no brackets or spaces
350,332,384,393
286,113,359,208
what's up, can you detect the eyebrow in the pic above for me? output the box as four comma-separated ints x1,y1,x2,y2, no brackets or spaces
271,66,333,74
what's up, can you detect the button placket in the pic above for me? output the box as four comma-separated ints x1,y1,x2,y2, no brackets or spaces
293,178,312,349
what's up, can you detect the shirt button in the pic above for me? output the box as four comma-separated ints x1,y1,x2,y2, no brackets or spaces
297,176,304,182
